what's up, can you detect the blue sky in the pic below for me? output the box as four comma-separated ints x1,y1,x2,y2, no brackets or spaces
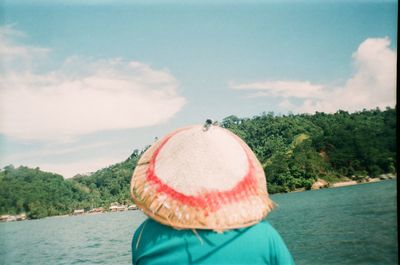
0,0,397,177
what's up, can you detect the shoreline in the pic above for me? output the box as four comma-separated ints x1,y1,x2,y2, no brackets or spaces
2,175,396,222
0,208,141,223
330,175,395,188
289,174,396,193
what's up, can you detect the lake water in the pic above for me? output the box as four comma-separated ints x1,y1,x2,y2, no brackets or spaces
0,180,397,265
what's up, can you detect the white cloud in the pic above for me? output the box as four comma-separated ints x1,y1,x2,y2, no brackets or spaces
0,26,186,140
0,141,122,178
278,98,296,110
24,156,125,178
4,142,113,162
231,37,397,113
0,25,49,69
232,80,324,99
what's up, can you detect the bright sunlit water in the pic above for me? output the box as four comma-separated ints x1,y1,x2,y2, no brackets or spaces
0,180,397,265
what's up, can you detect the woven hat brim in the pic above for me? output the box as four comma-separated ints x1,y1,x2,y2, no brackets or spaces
130,126,275,232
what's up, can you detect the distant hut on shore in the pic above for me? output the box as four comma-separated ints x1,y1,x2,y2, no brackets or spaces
128,204,138,210
16,213,27,221
0,215,15,222
0,214,27,222
109,203,127,212
73,209,84,215
88,207,104,213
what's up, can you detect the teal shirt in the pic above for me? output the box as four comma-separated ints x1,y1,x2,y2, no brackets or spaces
132,219,295,265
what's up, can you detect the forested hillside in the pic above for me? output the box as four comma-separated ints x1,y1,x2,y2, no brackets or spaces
222,107,396,193
0,107,396,218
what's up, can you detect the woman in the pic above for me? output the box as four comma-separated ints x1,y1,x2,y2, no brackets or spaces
130,122,295,265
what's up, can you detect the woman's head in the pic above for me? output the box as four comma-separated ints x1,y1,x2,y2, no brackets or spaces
130,123,274,232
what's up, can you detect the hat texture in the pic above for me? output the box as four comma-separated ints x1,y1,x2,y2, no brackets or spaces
130,124,274,232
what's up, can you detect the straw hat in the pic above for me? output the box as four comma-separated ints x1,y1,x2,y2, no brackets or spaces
130,122,274,232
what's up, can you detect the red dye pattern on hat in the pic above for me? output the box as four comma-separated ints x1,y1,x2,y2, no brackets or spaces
146,128,259,212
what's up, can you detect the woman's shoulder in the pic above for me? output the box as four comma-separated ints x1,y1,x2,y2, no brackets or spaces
134,218,279,237
247,219,280,234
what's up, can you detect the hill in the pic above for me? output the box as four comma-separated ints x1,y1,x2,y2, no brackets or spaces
0,107,396,218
